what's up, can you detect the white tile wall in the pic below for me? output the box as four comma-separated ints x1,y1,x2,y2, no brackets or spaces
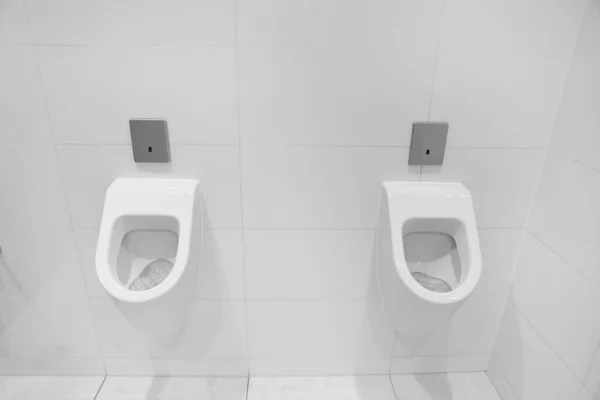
242,146,418,229
0,0,588,377
25,0,236,45
512,233,600,380
421,149,545,228
0,0,31,45
393,297,504,357
491,303,580,400
244,230,375,300
246,299,394,375
238,48,436,146
439,0,586,53
430,53,569,149
529,155,600,284
0,47,52,145
490,2,600,396
39,47,238,145
236,0,443,49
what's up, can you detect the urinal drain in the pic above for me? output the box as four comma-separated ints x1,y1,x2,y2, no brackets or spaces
129,259,174,291
411,272,452,293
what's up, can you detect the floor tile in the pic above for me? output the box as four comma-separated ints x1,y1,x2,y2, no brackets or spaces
391,373,500,400
96,377,248,400
247,376,396,400
0,376,104,400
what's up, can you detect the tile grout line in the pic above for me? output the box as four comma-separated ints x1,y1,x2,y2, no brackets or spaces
93,375,107,400
232,0,252,378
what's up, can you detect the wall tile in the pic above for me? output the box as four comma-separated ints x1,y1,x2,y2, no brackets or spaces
57,145,241,229
421,149,544,228
197,230,245,300
0,47,52,145
246,299,394,364
0,0,31,44
25,0,235,45
551,54,600,171
393,297,504,357
474,229,523,297
431,53,569,148
0,145,71,231
0,228,83,299
39,47,238,145
440,0,586,53
390,355,489,374
236,0,442,49
574,0,600,55
529,154,600,284
91,299,247,362
583,343,600,399
511,232,600,379
0,292,101,360
238,48,434,146
242,146,419,229
245,230,375,300
491,302,580,400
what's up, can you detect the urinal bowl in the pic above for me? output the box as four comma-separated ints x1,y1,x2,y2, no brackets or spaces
96,179,203,337
376,183,481,336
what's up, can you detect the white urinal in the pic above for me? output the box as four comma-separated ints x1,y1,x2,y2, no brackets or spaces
377,182,481,336
95,178,203,336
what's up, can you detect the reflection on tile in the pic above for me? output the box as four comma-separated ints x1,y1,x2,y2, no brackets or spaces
391,373,500,400
96,377,248,400
248,376,395,400
0,376,104,400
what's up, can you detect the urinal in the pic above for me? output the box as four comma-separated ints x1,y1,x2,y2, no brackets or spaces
96,178,203,337
376,182,481,335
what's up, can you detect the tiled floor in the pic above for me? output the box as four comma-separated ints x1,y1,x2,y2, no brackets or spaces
0,373,501,399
